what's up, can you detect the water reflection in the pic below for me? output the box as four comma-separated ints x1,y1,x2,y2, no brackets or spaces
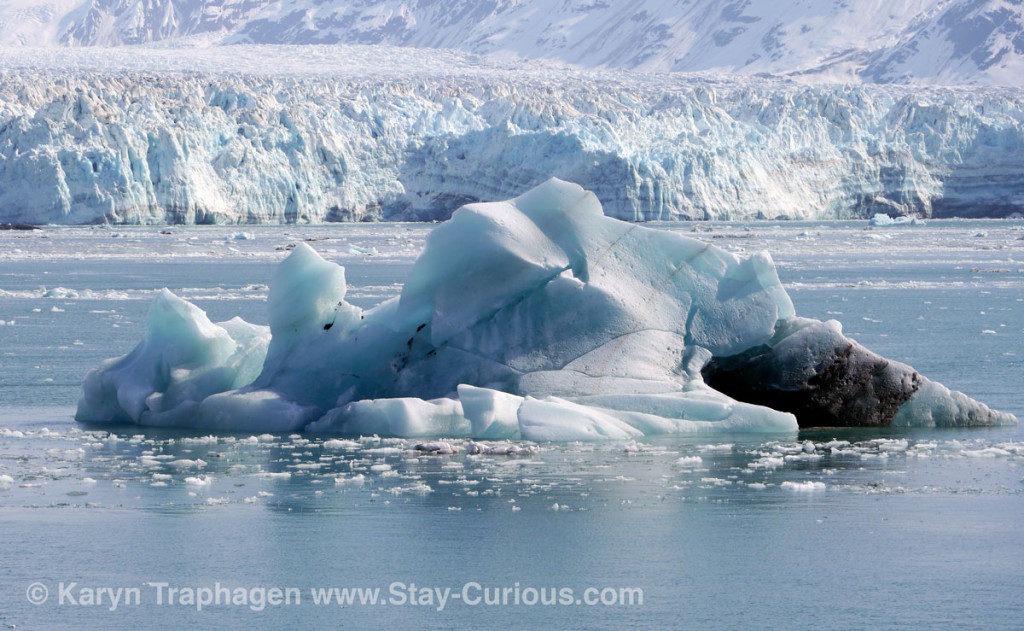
2,411,1020,515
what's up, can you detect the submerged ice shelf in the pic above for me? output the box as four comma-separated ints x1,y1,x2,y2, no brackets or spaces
76,180,1018,439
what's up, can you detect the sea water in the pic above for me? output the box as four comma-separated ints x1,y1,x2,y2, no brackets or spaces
1,220,1021,629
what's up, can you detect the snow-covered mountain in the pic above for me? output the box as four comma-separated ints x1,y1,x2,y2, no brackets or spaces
1,0,1023,85
1,47,1021,225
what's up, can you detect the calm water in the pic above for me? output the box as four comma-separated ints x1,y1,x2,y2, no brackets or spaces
1,221,1021,629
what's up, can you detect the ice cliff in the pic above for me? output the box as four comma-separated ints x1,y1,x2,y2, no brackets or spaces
76,180,1018,438
2,65,1023,225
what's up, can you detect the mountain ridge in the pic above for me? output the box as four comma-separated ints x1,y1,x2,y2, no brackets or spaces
1,0,1023,85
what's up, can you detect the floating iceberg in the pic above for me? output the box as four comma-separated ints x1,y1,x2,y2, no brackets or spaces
76,180,1018,439
868,213,924,227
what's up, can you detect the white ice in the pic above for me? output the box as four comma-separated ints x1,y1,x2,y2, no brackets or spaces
2,63,1023,226
869,214,924,227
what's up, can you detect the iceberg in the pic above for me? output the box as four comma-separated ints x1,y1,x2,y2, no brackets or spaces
868,213,923,227
76,179,1018,439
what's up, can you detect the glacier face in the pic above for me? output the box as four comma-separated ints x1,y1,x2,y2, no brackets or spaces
1,60,1023,225
3,0,1023,85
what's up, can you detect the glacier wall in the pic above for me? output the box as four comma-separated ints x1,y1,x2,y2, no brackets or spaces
1,70,1023,224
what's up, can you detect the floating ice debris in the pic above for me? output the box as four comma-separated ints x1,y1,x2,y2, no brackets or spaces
414,441,458,454
322,439,361,450
167,458,207,469
362,446,403,456
42,286,79,298
780,481,826,492
466,442,535,456
288,463,324,471
962,447,1011,458
77,180,1017,438
0,474,13,490
334,474,366,485
876,439,909,452
180,436,220,445
254,471,291,480
387,482,433,495
869,214,923,227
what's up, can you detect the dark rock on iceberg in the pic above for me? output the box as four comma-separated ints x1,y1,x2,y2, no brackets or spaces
704,318,922,427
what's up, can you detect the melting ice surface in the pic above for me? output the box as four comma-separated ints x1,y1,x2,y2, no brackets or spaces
75,180,1016,437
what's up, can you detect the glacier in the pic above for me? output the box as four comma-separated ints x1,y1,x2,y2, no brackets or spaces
1,52,1023,225
75,179,1018,439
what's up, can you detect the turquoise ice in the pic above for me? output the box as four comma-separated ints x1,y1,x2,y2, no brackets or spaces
76,180,1017,438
